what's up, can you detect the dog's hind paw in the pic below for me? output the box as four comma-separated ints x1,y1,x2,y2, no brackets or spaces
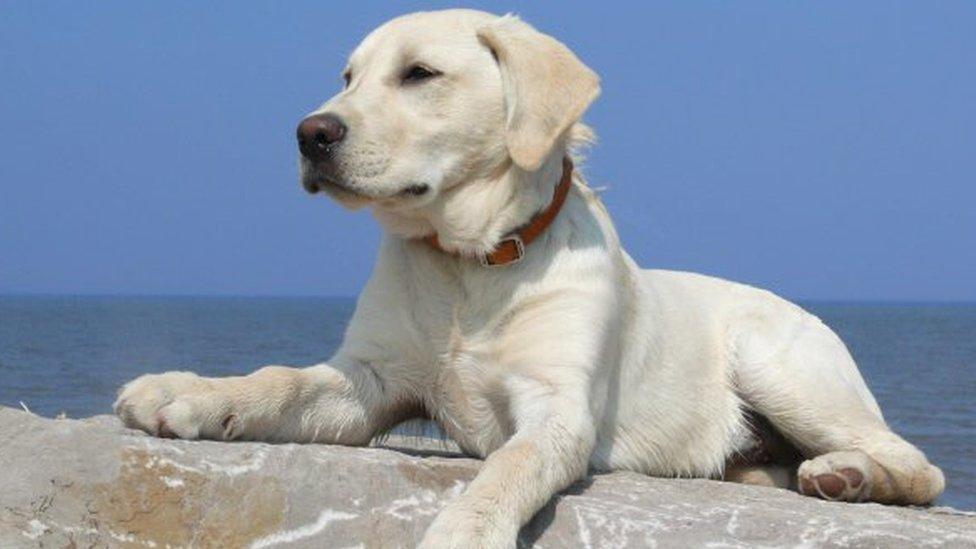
798,450,872,502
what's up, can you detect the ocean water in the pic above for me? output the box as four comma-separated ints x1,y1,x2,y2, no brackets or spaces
0,296,973,510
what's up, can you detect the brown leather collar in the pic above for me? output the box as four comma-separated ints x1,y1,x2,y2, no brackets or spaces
424,157,574,267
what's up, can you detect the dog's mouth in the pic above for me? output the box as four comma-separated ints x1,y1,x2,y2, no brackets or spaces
302,170,354,196
300,160,370,203
301,163,431,203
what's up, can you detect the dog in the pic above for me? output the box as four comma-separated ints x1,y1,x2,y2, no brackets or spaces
115,9,945,548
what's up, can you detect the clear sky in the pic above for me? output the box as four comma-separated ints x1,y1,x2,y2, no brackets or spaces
1,2,973,301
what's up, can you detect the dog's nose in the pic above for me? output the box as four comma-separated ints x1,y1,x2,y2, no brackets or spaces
297,113,347,161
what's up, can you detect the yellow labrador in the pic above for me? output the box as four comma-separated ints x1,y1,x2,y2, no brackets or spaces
116,9,945,548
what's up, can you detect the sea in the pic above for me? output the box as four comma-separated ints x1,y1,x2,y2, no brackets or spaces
0,296,973,510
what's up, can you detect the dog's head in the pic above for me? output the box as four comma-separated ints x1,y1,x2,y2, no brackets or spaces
297,9,599,215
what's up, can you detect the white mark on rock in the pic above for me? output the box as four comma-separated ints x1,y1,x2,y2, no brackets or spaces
199,447,268,476
108,530,159,547
448,480,466,497
160,476,184,488
25,519,158,548
128,442,268,477
249,509,358,548
573,506,593,549
566,498,666,549
128,446,204,475
385,490,442,520
725,506,741,536
22,519,48,540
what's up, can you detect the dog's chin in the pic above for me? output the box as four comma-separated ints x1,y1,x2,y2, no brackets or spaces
309,180,373,209
301,168,436,210
300,166,371,206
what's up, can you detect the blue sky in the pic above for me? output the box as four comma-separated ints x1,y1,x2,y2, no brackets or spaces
1,2,973,300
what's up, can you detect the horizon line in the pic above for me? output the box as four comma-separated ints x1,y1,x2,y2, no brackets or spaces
1,292,974,306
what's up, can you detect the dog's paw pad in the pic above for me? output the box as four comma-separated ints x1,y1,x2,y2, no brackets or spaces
837,467,864,488
811,473,847,499
798,451,872,502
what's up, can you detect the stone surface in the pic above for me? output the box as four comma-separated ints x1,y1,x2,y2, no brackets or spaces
0,406,973,548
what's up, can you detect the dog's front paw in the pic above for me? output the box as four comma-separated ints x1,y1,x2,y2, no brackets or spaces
114,372,239,440
419,502,517,549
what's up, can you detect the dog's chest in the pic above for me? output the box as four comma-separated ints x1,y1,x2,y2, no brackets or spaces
415,295,519,457
391,246,570,456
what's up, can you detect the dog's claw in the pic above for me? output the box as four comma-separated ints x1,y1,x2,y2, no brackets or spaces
157,417,177,438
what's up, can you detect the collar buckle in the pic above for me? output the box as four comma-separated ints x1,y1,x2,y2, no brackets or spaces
480,235,525,267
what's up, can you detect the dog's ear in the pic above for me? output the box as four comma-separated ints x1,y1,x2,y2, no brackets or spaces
477,16,600,172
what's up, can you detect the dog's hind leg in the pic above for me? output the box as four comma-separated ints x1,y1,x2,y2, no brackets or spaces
724,464,796,489
730,306,945,505
722,411,801,490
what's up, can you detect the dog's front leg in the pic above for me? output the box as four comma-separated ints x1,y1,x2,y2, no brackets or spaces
420,380,595,549
115,357,398,444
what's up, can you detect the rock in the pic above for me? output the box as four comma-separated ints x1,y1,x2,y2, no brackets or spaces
0,406,973,548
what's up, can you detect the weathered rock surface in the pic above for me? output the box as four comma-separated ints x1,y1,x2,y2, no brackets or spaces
0,406,973,548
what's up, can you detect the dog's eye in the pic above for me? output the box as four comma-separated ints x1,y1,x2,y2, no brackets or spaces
342,71,352,89
402,64,440,84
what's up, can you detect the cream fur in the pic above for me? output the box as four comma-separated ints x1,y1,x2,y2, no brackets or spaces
115,9,945,549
